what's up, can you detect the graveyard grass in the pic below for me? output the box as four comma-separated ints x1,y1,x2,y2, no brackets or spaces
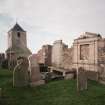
0,69,105,105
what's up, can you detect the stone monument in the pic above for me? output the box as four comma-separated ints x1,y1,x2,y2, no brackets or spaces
28,55,45,87
13,57,29,87
77,67,87,91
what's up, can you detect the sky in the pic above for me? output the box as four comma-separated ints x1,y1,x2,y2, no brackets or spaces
0,0,105,53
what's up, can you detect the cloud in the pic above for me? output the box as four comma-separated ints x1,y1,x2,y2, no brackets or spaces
0,13,14,52
0,0,105,53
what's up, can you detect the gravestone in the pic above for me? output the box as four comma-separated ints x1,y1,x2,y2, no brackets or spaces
28,55,45,87
77,67,87,91
13,57,29,87
0,88,2,98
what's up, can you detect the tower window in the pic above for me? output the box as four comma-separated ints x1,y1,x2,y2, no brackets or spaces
17,32,21,38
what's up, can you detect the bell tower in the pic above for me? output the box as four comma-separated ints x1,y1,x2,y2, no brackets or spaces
6,23,32,61
8,23,27,48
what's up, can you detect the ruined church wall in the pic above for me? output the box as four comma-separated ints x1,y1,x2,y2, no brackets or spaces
52,40,68,67
52,40,63,67
61,47,73,70
37,45,52,66
73,37,99,72
97,39,105,81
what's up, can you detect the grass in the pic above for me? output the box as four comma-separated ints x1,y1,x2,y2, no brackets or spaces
0,68,105,105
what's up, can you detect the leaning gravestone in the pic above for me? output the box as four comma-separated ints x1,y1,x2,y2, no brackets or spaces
77,67,87,91
28,55,45,87
13,57,29,87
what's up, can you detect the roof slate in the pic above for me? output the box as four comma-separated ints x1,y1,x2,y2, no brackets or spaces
9,23,25,32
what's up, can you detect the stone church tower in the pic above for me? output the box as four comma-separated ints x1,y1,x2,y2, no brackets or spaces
5,23,32,64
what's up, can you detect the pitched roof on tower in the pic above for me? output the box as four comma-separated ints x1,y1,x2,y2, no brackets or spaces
9,23,26,32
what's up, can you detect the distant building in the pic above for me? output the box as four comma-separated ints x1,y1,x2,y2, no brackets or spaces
48,32,105,82
5,23,32,69
73,32,102,71
52,40,68,67
73,32,105,81
61,47,73,70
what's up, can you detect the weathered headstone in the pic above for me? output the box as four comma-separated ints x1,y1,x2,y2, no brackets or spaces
28,55,45,87
13,57,29,87
0,88,2,98
77,67,87,91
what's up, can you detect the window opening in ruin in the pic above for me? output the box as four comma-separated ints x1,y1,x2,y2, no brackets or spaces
80,44,89,60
